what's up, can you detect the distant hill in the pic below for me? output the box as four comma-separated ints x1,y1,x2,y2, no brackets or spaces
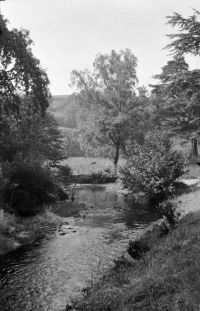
49,94,79,129
49,95,84,157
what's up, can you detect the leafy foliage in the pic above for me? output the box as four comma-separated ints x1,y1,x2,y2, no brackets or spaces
2,161,55,216
0,16,66,215
61,128,85,158
151,56,200,132
158,201,180,225
0,97,64,166
0,15,50,114
166,9,200,56
57,165,73,184
71,49,149,169
90,169,117,184
121,132,185,203
151,9,200,135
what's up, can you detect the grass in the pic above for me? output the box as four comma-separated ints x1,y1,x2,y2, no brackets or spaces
62,157,126,176
184,164,200,179
173,186,200,216
62,157,115,175
61,157,124,183
49,201,87,218
74,204,200,310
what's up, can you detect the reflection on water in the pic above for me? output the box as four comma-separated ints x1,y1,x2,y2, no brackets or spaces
0,184,160,311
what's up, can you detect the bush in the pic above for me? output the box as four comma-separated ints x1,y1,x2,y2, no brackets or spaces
121,132,185,203
158,201,180,226
2,161,56,216
90,169,117,183
57,165,73,184
127,239,150,260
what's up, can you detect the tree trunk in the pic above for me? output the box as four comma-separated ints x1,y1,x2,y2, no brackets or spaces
114,144,120,175
189,137,199,164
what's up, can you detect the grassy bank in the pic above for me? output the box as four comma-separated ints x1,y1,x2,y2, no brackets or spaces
0,209,64,255
73,191,200,310
0,200,92,256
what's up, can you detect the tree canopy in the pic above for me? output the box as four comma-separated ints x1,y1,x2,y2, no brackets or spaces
151,56,200,132
0,15,51,115
151,9,200,134
0,15,63,167
71,49,150,169
166,9,200,56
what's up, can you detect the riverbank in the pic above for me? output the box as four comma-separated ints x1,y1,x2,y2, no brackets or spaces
72,187,200,311
0,209,65,255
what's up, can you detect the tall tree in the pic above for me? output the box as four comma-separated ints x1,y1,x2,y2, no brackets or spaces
0,97,64,166
152,7,200,133
71,49,147,171
152,9,200,159
0,15,63,167
151,56,200,132
166,9,200,56
0,15,51,115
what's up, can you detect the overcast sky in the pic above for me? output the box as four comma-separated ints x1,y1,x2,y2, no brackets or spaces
2,0,200,95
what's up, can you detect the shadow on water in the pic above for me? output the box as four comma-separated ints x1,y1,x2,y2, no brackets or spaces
0,184,161,311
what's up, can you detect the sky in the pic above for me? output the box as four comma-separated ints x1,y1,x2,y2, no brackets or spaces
2,0,200,95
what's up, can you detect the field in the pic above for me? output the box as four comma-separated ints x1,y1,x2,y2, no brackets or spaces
62,157,126,175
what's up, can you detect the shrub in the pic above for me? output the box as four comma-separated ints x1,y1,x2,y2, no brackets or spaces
158,201,180,226
121,132,185,203
2,161,56,216
127,239,150,260
57,165,73,184
90,169,117,183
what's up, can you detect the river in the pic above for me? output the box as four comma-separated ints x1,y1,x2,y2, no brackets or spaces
0,184,160,311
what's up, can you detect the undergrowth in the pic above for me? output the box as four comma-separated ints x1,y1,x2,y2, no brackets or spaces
74,210,200,311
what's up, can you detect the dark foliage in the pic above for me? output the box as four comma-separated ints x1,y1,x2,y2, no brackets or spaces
3,163,57,216
127,239,150,260
57,165,73,184
0,15,51,115
158,201,179,226
166,9,200,56
90,169,117,184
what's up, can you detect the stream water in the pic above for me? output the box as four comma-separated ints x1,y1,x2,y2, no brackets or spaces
0,184,160,311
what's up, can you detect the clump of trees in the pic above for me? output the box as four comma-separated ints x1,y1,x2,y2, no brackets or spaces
0,15,68,215
69,9,200,203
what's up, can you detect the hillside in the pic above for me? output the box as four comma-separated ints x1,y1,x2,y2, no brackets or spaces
49,94,79,129
49,95,84,157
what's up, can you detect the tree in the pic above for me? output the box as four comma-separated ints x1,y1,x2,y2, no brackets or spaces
151,9,200,133
166,9,200,56
0,15,67,215
151,56,200,132
0,97,64,166
0,15,51,115
71,49,147,172
152,9,200,161
0,14,63,166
